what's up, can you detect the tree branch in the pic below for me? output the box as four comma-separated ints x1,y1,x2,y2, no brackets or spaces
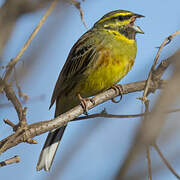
0,156,20,167
143,29,180,100
0,77,165,154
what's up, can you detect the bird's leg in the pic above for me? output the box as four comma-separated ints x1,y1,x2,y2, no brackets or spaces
77,93,89,115
111,84,124,103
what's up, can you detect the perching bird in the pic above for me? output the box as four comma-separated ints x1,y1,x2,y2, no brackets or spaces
36,10,144,171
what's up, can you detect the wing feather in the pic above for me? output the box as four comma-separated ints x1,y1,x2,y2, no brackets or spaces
50,30,98,108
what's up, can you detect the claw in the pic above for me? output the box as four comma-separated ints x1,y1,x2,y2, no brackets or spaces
77,93,88,115
111,84,123,103
90,98,95,105
111,97,122,103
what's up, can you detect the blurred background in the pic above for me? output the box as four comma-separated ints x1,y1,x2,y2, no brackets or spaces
0,0,180,179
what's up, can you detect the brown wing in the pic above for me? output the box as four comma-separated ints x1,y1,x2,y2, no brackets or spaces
49,30,98,109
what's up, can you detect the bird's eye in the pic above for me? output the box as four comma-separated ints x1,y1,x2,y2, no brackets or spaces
118,15,132,21
118,16,124,21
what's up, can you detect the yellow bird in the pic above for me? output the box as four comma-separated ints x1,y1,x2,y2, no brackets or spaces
37,10,144,171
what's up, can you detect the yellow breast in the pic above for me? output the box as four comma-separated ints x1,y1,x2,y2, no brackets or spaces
74,31,137,98
78,52,134,97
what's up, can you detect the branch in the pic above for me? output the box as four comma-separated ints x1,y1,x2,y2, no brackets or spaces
75,106,180,121
0,156,20,167
0,77,25,125
143,29,180,100
0,78,165,154
154,143,180,179
2,0,59,85
146,147,152,180
69,0,88,29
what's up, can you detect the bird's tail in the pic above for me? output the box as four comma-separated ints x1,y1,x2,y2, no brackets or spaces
36,126,66,171
36,96,78,171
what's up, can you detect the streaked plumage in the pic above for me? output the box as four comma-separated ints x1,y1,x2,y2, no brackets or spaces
36,10,144,171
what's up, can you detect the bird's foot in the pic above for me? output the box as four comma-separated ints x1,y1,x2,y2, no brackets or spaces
111,84,123,103
77,93,89,115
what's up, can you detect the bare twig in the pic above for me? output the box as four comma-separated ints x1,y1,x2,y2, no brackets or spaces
75,107,180,121
2,0,59,84
1,77,24,123
154,143,180,179
143,29,180,101
3,118,17,131
146,147,152,180
0,156,20,167
75,112,145,120
144,99,152,180
0,0,59,150
14,68,28,102
69,0,88,29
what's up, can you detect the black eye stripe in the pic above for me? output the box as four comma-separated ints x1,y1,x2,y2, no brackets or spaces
117,15,132,21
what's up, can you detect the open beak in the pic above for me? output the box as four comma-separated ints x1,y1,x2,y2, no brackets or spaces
131,14,145,34
132,25,144,34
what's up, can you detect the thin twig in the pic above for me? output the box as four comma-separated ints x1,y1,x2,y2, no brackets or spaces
75,107,180,121
154,143,180,179
14,68,28,102
143,29,180,101
3,119,17,131
0,156,20,167
144,97,152,180
146,147,152,180
0,0,59,153
75,112,145,120
3,0,59,83
69,0,88,29
1,78,24,122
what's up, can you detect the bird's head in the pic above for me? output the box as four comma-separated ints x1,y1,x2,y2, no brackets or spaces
94,10,144,39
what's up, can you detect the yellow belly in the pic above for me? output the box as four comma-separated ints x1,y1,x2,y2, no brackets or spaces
76,55,134,97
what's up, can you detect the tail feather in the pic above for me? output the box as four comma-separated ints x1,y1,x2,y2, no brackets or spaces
36,126,66,171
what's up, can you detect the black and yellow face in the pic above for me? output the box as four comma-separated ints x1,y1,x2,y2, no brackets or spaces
94,10,144,36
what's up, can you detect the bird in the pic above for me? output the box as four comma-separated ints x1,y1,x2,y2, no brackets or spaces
36,9,144,171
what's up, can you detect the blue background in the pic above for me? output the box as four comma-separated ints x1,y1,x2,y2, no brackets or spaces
1,0,180,179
